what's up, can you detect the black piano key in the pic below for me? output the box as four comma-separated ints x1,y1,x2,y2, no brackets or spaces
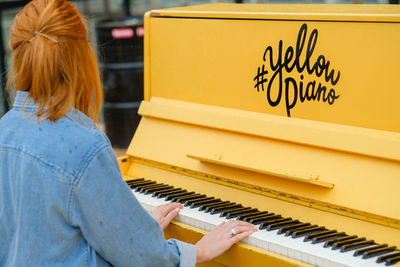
265,219,299,231
220,207,251,217
355,244,388,256
173,194,205,203
249,214,281,225
291,226,325,239
324,235,355,248
152,187,181,197
144,185,174,194
225,208,258,219
130,179,156,185
210,204,243,215
332,237,366,250
136,184,154,192
125,180,400,266
340,240,375,252
259,218,292,230
285,224,318,236
136,182,165,189
126,178,148,185
304,230,337,242
124,179,399,263
188,197,218,207
129,180,156,188
210,204,242,214
187,197,218,207
153,187,182,196
163,190,189,198
385,255,400,265
165,191,194,200
138,184,169,192
363,246,396,259
165,191,194,201
201,201,231,212
377,252,400,263
312,232,346,244
278,222,311,235
238,211,271,221
204,202,232,213
238,211,269,220
125,178,145,183
150,187,176,195
200,201,230,211
156,188,185,198
246,213,278,223
236,212,259,220
198,200,226,209
184,195,212,203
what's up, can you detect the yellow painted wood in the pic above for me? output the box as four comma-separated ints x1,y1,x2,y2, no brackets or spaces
187,153,334,189
123,4,400,264
120,160,400,247
150,4,400,22
146,7,400,133
127,114,400,230
143,12,151,102
117,155,130,175
138,98,400,163
123,155,400,231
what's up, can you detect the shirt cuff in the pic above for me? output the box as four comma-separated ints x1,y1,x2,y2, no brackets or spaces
170,239,197,267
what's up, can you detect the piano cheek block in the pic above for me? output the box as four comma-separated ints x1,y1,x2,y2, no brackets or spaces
119,3,400,267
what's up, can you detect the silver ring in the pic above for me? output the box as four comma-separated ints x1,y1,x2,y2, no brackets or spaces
231,228,236,236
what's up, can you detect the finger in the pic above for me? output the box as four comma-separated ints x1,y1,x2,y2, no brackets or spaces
231,225,257,236
160,203,182,211
230,230,253,244
212,221,226,230
226,221,257,233
227,219,255,228
158,203,182,214
165,207,180,221
160,207,181,229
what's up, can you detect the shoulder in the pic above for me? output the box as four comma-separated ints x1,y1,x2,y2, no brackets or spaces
0,108,114,181
42,111,113,180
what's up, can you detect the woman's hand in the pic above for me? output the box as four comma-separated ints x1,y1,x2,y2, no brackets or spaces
195,220,257,263
151,203,182,230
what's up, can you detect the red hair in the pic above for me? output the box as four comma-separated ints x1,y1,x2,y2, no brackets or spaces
7,0,103,123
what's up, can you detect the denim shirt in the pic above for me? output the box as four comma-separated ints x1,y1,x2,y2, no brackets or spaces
0,91,196,267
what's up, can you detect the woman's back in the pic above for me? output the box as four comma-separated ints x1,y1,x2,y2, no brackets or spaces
0,91,113,266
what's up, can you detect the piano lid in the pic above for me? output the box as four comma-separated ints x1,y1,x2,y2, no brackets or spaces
149,3,400,22
128,4,400,244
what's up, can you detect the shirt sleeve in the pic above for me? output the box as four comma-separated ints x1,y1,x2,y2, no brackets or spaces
69,144,196,267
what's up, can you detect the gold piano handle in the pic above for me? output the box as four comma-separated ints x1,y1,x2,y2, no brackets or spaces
187,154,334,189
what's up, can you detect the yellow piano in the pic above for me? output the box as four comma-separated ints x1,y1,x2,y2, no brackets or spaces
118,4,400,266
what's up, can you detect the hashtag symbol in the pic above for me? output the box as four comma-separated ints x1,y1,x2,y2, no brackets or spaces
253,65,268,92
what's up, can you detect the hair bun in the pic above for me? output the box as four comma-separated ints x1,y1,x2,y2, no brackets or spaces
7,0,103,123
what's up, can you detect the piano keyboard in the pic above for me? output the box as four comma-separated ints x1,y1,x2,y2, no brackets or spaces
126,178,400,267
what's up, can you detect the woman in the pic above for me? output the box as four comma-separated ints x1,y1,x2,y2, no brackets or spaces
0,0,256,266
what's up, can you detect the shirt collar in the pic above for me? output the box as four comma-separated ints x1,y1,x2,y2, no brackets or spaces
13,90,33,108
13,90,95,128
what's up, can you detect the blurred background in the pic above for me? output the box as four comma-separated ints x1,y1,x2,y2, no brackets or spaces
0,0,397,149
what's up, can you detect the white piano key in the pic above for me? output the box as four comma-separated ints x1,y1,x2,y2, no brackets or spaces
132,189,386,267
